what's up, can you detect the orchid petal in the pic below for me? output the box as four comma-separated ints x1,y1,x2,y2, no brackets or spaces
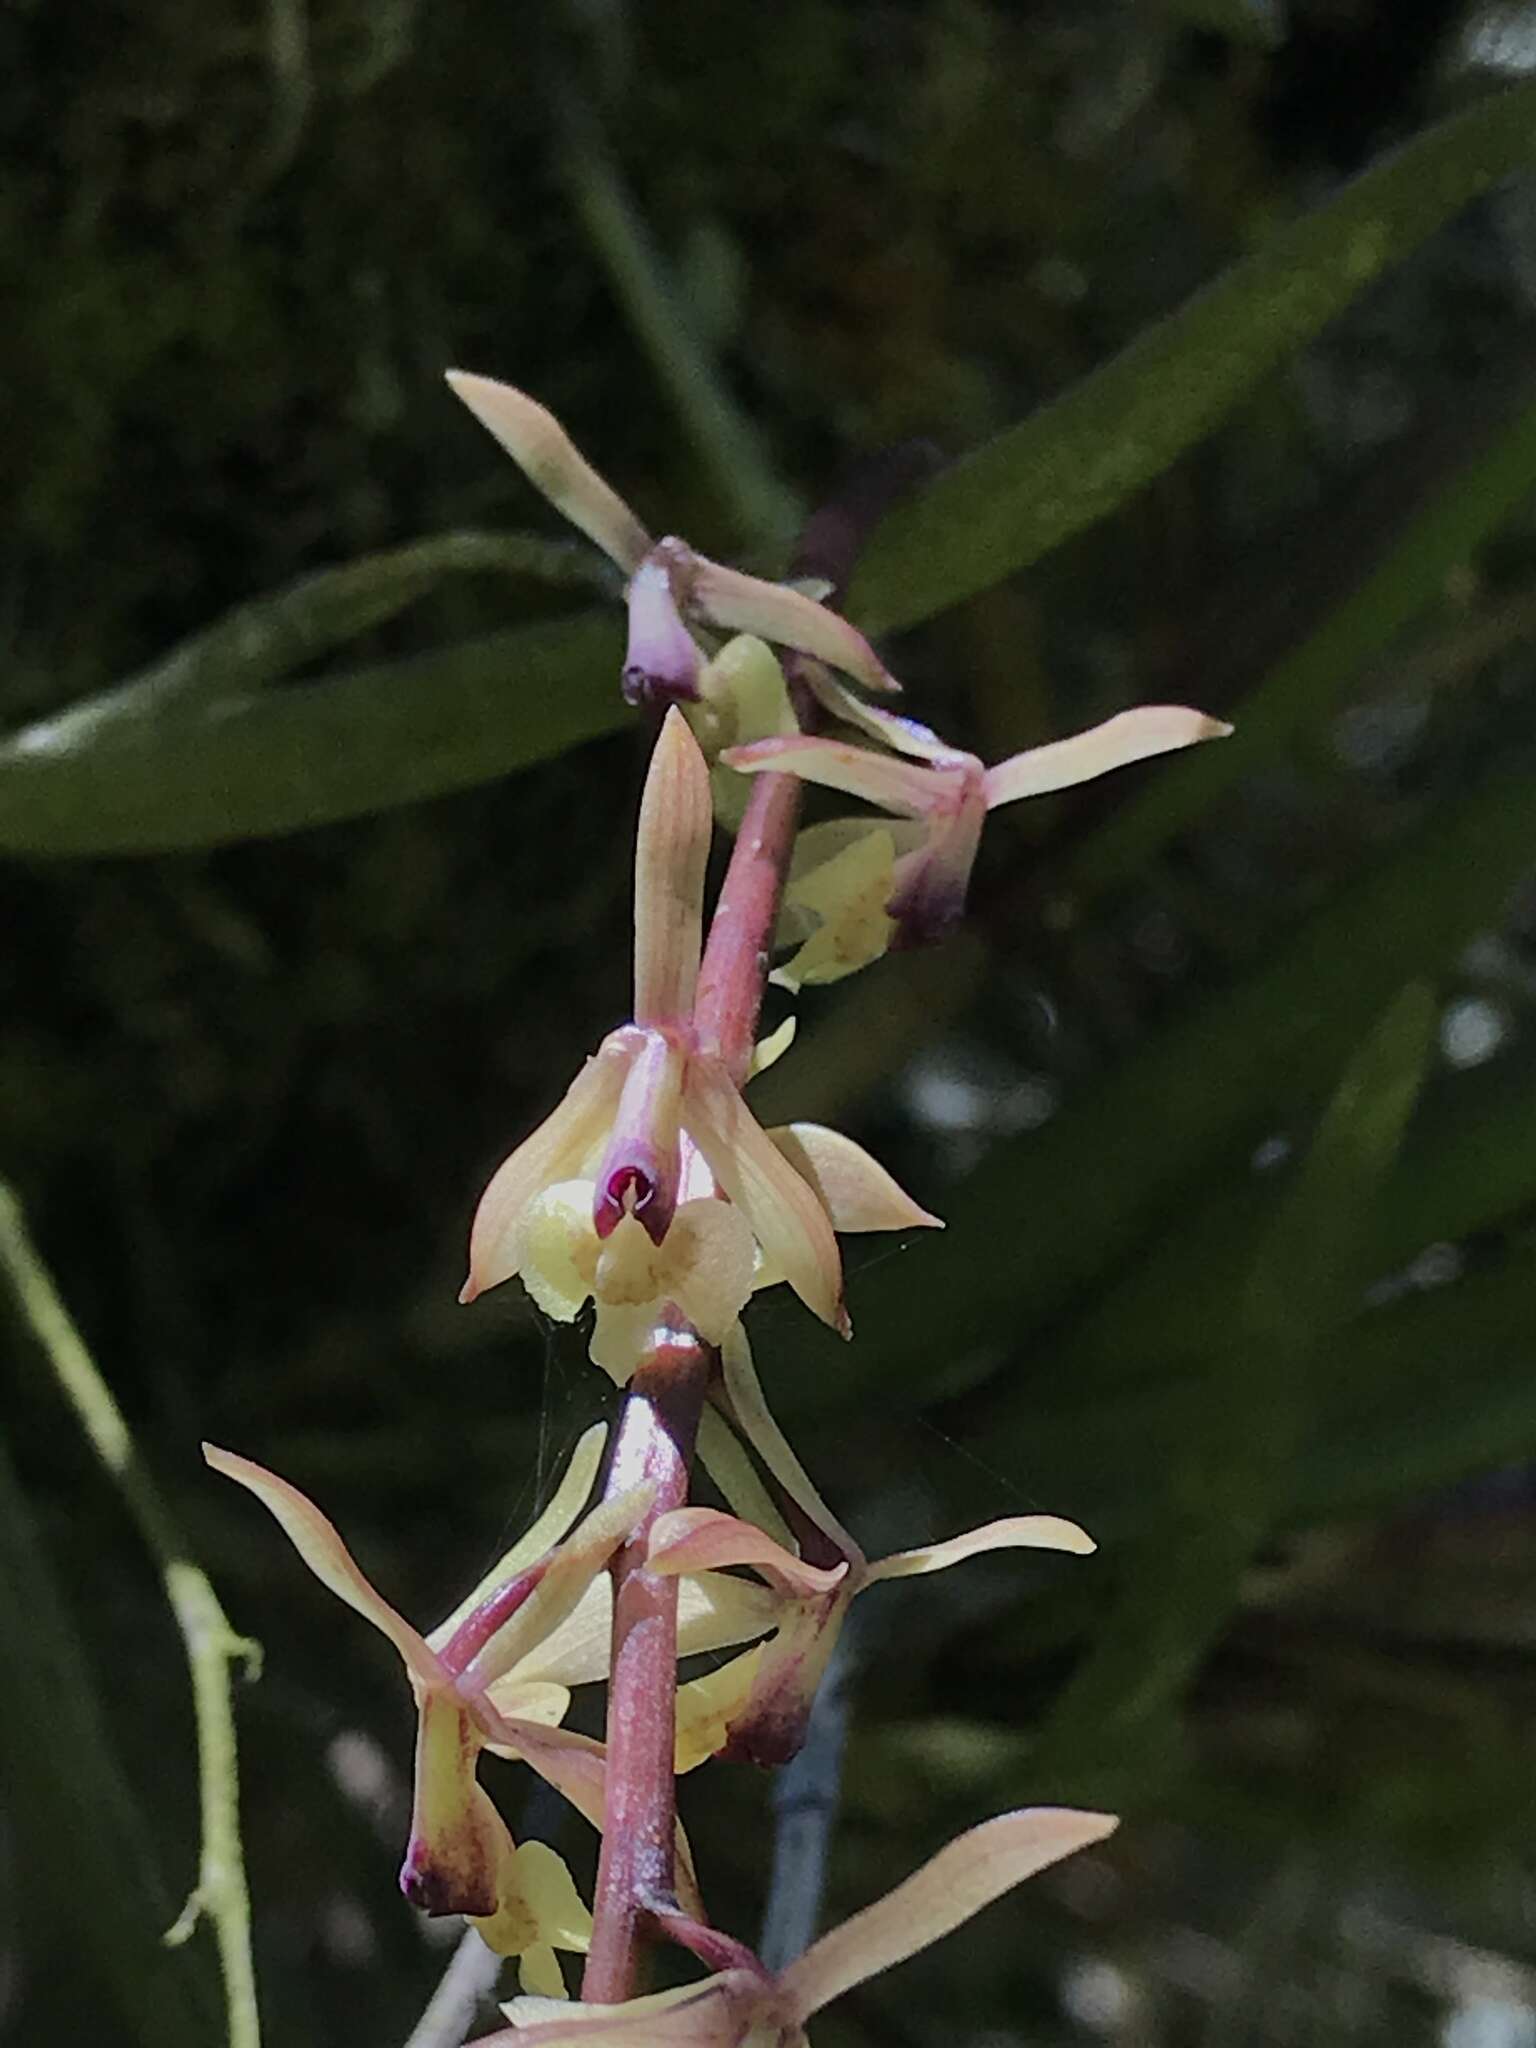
746,1013,797,1081
686,1064,847,1336
713,1599,846,1768
491,1972,762,2046
772,828,898,991
203,1445,440,1687
696,634,798,748
649,1508,846,1600
982,705,1231,808
798,660,960,761
511,1839,593,1955
769,1124,942,1234
686,556,898,695
675,1650,764,1775
445,373,652,575
430,1425,608,1651
634,709,713,1027
695,1406,798,1554
868,1514,1096,1581
777,1809,1119,2022
723,735,939,818
464,1040,634,1303
517,1945,568,2000
511,1180,601,1321
454,1484,654,1699
587,1299,669,1386
401,1693,503,1917
666,1197,759,1344
485,1680,572,1727
720,1325,859,1560
504,1561,776,1706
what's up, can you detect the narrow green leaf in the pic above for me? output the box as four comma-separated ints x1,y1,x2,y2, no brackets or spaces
1021,988,1433,1799
1071,368,1536,896
848,81,1536,632
0,610,626,855
0,1435,221,2048
833,761,1536,1405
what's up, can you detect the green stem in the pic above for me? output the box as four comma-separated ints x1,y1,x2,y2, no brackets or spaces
0,1179,263,2048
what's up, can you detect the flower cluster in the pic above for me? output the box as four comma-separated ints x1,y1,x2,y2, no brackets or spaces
208,377,1226,2036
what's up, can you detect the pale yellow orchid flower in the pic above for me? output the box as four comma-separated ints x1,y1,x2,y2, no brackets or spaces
445,373,899,708
204,1426,657,1992
473,1807,1118,2046
637,1326,1092,1768
460,710,939,1380
724,669,1231,986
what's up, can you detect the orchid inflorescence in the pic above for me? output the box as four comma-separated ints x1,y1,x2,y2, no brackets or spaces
208,375,1229,2037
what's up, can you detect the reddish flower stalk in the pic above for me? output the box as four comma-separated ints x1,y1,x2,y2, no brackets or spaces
582,766,803,2003
694,769,804,1086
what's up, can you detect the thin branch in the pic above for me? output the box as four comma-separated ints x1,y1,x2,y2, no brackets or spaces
401,1928,504,2048
758,1623,856,1972
0,1178,263,2048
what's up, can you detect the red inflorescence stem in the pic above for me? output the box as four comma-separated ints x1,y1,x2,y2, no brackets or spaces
581,765,802,2003
693,770,803,1085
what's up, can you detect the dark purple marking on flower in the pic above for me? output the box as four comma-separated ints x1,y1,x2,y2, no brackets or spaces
718,1697,813,1769
593,1159,675,1246
399,1847,497,1919
887,860,970,950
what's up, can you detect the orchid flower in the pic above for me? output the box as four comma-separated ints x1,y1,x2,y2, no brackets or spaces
445,373,900,708
460,709,940,1379
723,667,1231,986
472,1807,1118,2046
204,1427,660,1992
636,1327,1093,1767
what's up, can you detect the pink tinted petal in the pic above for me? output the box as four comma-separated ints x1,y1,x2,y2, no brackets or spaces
634,709,713,1027
867,1514,1096,1582
778,1808,1119,2022
463,1037,634,1303
485,1971,765,2046
768,1124,942,1234
648,1507,846,1599
204,1445,439,1687
445,373,652,574
982,705,1231,808
685,1062,848,1336
686,556,898,695
722,735,939,819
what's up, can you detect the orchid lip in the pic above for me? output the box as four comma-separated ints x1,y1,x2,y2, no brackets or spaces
623,553,703,709
593,1156,677,1245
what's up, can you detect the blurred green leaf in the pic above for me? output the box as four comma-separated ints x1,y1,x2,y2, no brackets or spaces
1158,0,1286,47
0,610,625,854
1021,986,1433,1802
1072,366,1536,896
848,81,1536,633
0,1436,220,2048
832,762,1536,1404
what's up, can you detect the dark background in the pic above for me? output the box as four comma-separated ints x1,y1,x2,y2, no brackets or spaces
6,2,1536,2042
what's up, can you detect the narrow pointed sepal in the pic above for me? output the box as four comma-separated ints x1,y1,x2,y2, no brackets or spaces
463,1038,634,1303
445,372,652,574
685,1061,849,1337
203,1445,440,1686
723,734,937,817
685,555,899,694
867,1513,1096,1581
982,704,1231,808
633,709,713,1027
769,1123,943,1233
775,1809,1120,2025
